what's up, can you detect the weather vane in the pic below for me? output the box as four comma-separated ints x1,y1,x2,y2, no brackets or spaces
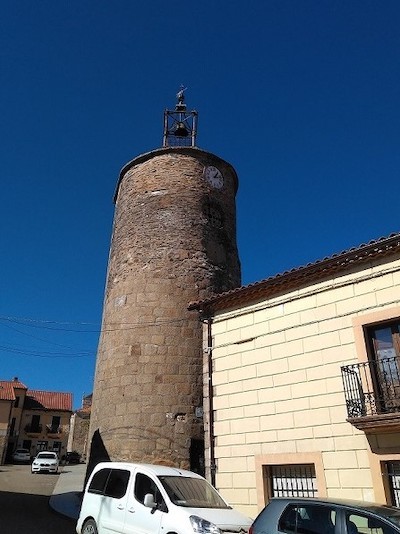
176,85,187,110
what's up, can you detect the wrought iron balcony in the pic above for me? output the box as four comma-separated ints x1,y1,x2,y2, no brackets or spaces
24,424,42,434
46,425,62,435
341,356,400,431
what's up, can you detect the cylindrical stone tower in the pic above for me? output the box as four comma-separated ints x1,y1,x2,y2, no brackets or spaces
90,96,240,469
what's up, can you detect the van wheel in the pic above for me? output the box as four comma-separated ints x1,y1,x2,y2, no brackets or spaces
82,519,98,534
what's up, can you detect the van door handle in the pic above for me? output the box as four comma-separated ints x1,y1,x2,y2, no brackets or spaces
128,507,135,513
117,504,125,510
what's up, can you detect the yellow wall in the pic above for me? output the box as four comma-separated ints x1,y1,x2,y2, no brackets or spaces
0,400,12,464
205,258,400,518
18,410,70,457
0,401,11,430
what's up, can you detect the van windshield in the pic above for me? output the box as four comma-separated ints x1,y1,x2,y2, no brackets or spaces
158,476,231,509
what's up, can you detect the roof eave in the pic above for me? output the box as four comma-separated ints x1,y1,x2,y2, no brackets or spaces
189,232,400,315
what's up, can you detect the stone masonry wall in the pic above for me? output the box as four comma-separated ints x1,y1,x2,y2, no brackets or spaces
69,412,90,459
0,432,7,465
90,148,241,468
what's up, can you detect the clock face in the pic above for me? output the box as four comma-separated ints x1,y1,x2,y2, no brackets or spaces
204,166,224,189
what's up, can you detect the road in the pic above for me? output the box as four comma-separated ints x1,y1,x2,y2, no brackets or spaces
0,464,76,533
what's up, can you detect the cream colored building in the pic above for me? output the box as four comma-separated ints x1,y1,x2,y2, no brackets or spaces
0,378,72,463
20,389,72,459
189,233,400,518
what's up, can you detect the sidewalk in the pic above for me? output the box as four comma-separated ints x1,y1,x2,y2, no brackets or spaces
49,463,86,520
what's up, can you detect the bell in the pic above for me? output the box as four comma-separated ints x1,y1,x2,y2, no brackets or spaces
174,121,189,137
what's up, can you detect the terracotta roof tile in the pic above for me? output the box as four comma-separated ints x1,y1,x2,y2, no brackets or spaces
10,380,27,389
0,378,28,390
0,381,16,401
188,231,400,313
24,390,72,412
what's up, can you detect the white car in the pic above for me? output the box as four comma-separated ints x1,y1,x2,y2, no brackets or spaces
12,448,31,464
77,462,252,534
31,451,59,474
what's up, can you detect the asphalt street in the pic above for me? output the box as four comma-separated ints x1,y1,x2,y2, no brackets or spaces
0,464,77,534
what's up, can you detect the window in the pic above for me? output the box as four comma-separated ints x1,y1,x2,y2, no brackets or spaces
14,397,20,408
268,464,317,498
279,504,336,534
134,473,168,511
384,462,400,508
88,468,130,498
366,320,400,413
31,415,41,432
345,511,398,534
204,202,224,228
89,468,111,494
50,416,61,432
104,469,130,499
135,473,161,504
159,475,228,509
53,441,61,453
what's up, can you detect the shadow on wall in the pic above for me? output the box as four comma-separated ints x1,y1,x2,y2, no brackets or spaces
83,429,111,490
367,433,400,454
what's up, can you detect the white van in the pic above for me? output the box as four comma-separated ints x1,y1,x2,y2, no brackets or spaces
76,462,252,534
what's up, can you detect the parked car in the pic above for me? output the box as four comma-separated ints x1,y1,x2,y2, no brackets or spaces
31,451,59,474
66,451,81,464
76,462,252,534
12,448,31,464
250,497,400,534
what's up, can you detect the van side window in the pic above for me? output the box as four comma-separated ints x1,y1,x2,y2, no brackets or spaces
88,468,111,494
134,472,166,511
104,469,130,499
135,473,158,503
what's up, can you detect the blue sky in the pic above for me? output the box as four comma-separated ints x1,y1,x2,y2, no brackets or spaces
1,1,399,409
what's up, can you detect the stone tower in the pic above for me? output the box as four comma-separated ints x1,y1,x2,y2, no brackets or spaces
89,91,241,469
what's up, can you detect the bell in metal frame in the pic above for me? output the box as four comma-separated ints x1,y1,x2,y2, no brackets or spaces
163,86,198,147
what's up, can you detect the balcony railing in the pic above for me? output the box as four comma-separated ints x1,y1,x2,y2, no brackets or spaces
341,356,400,430
24,424,42,434
46,425,62,435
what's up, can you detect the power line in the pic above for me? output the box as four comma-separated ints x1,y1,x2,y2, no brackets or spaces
0,344,93,358
0,320,86,350
0,313,193,359
0,315,188,333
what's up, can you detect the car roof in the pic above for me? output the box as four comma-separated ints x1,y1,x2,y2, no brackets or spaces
269,497,400,517
93,461,203,479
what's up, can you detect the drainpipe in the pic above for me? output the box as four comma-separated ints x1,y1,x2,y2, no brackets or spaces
206,317,216,487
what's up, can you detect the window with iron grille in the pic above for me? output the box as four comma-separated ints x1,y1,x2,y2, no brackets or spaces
204,202,224,228
384,461,400,508
267,464,317,498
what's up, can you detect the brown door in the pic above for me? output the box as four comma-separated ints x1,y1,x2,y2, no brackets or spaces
368,322,400,413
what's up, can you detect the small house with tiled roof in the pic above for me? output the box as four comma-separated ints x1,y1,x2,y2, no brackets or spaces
0,378,27,464
189,232,400,517
0,378,72,464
